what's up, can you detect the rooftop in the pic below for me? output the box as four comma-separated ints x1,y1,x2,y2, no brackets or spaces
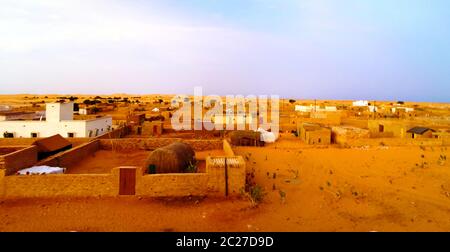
407,127,435,135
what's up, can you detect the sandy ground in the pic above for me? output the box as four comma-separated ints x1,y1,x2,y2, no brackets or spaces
66,150,150,174
66,150,224,174
1,138,449,231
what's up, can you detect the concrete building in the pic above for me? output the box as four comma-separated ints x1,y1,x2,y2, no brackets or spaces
0,111,42,121
0,102,112,138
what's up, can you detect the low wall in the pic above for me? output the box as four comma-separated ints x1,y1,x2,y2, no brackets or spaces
341,118,369,129
0,138,246,198
0,147,25,155
0,146,38,176
0,173,117,197
341,138,447,147
223,140,235,156
36,140,100,168
95,126,130,139
0,138,90,147
370,132,395,138
99,138,223,152
136,168,211,197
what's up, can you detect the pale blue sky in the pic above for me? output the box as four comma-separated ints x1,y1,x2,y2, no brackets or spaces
0,0,449,101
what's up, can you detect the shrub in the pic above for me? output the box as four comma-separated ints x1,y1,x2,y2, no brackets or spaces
185,161,198,173
241,184,265,206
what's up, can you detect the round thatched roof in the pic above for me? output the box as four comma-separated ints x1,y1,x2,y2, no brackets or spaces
144,142,195,174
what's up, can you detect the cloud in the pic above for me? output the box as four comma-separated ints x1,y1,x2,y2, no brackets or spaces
0,0,234,53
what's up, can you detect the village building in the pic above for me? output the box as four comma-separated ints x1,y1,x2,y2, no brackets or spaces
297,123,331,145
0,101,112,138
0,111,42,121
142,121,164,136
407,127,435,139
331,126,370,144
352,100,369,107
368,119,413,138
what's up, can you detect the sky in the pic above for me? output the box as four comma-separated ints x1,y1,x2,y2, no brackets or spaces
0,0,449,102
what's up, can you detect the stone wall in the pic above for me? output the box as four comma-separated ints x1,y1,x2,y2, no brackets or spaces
99,138,223,152
0,138,246,198
331,126,370,144
0,173,117,197
0,146,38,175
206,156,246,196
135,167,212,197
0,158,246,198
36,140,100,169
0,137,90,147
95,126,130,139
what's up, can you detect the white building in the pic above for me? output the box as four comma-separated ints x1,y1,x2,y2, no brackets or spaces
295,105,337,112
352,100,369,107
368,105,378,112
391,107,414,113
78,108,89,115
0,102,112,138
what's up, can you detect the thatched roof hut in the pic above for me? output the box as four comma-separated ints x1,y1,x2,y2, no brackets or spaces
144,142,195,174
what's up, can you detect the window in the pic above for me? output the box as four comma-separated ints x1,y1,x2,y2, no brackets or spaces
67,133,75,138
31,133,38,138
3,132,14,138
379,124,384,133
88,130,93,137
318,138,321,143
95,129,99,136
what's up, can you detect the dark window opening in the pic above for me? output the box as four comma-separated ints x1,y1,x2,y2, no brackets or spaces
3,132,14,138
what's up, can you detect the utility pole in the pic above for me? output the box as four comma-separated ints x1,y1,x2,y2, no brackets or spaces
373,100,376,119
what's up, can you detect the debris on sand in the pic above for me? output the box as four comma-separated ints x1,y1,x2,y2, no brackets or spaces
279,190,286,204
438,155,447,166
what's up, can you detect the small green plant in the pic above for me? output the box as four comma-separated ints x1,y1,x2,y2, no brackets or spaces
241,184,266,206
148,164,156,174
185,160,198,173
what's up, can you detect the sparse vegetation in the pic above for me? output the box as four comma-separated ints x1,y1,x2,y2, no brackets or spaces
185,161,198,173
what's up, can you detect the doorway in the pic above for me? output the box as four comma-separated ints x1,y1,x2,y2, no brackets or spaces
119,168,136,195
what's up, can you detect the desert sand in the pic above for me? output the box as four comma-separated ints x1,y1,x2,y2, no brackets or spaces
1,135,449,231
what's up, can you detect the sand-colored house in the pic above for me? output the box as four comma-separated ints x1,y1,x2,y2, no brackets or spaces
368,119,413,138
298,123,331,145
142,121,164,136
407,127,435,139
